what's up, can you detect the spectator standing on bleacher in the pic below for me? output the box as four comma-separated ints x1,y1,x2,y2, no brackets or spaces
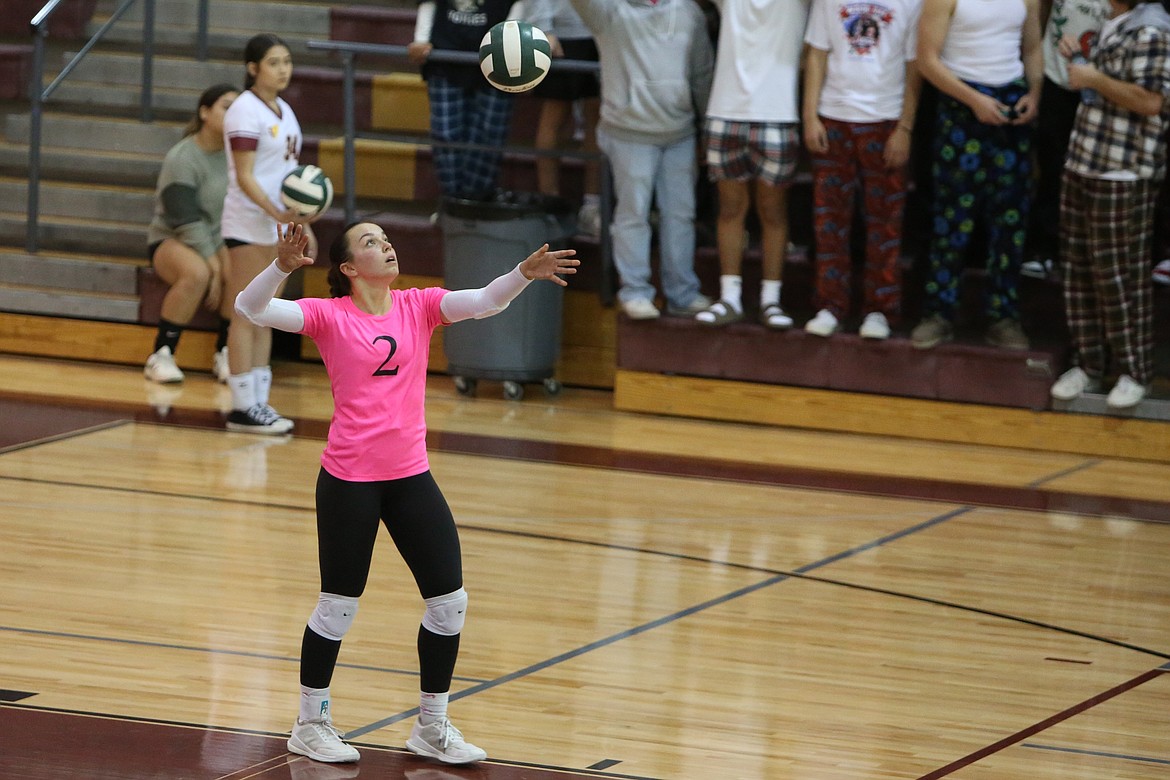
144,84,238,385
912,0,1043,350
222,34,313,435
802,0,923,340
409,0,522,201
693,0,810,330
570,0,714,320
1049,0,1170,409
1021,0,1110,280
526,0,603,237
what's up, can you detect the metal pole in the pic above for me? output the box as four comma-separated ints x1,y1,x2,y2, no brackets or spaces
342,51,356,222
140,0,155,122
26,27,47,253
196,0,209,61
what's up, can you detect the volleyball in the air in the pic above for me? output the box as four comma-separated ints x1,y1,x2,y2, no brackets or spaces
281,165,333,218
479,20,552,93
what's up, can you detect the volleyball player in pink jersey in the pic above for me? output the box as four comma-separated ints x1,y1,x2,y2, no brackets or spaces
235,222,577,765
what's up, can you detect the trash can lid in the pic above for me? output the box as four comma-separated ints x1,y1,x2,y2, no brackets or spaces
442,191,572,221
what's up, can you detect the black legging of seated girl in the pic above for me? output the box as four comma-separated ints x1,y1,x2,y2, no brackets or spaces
299,468,464,692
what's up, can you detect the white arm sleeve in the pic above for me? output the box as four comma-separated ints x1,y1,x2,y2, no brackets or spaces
415,1,436,41
234,261,306,333
440,263,532,323
507,1,525,20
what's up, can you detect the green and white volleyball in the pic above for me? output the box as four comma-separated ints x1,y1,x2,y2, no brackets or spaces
280,165,334,218
479,20,552,93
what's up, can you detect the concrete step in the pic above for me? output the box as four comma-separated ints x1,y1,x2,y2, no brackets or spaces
0,280,139,322
0,211,147,257
0,176,153,223
0,247,141,295
0,140,163,189
3,112,183,155
56,50,240,93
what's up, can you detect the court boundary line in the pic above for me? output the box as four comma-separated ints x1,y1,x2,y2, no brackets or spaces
916,666,1170,778
1020,742,1170,767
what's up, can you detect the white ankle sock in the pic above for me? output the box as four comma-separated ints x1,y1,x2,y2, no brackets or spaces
719,275,743,312
419,691,449,725
228,372,256,412
760,279,782,308
251,366,273,405
300,685,331,723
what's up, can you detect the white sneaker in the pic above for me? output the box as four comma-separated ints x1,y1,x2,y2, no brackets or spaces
226,404,294,435
804,309,839,337
405,718,487,765
1153,259,1170,286
288,718,360,763
1106,375,1147,409
577,200,601,239
621,298,660,320
1050,367,1100,401
212,346,230,383
145,346,184,384
859,311,891,340
666,293,712,317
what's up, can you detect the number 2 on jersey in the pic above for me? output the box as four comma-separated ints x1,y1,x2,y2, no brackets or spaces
372,335,399,377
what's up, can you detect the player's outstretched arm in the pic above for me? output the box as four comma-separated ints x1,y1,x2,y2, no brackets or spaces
440,245,579,323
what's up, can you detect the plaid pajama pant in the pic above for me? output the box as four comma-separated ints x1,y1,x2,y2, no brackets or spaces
810,117,906,321
1060,171,1158,384
427,76,513,199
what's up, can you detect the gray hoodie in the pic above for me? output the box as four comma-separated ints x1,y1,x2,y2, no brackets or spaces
568,0,714,144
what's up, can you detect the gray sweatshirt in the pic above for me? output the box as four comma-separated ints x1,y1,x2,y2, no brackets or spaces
568,0,714,144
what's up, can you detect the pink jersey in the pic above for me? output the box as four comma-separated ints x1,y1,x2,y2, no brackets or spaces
297,287,448,481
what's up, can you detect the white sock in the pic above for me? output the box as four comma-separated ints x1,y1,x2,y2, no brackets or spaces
251,366,273,405
760,279,782,308
300,685,331,723
228,372,256,412
719,275,743,312
582,193,599,208
419,691,449,725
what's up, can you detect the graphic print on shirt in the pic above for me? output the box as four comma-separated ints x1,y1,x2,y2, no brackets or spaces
839,2,896,55
448,0,488,27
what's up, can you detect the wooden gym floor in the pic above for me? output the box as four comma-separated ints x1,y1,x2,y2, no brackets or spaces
0,353,1168,779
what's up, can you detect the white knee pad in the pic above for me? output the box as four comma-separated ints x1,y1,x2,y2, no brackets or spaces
421,588,467,636
307,592,359,642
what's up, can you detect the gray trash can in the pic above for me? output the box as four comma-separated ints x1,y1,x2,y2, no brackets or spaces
440,194,573,400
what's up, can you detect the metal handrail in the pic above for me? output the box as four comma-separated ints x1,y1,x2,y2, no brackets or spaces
26,0,155,252
305,39,613,300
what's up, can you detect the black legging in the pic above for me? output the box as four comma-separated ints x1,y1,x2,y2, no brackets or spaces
301,468,463,693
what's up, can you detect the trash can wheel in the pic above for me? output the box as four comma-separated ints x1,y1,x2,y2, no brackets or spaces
503,380,525,401
453,376,477,397
542,378,562,396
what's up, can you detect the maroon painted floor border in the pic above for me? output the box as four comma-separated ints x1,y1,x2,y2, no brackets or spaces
2,390,1167,523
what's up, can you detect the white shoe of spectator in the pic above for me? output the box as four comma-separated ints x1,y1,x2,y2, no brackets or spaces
577,200,602,239
859,312,891,340
1106,375,1147,410
621,298,660,320
1153,259,1170,286
212,346,230,383
804,309,839,337
1050,367,1100,401
145,346,184,384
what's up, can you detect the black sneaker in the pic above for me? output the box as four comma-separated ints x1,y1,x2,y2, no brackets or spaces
226,404,293,435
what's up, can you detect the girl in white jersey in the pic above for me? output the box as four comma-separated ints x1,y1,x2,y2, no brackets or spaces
222,33,312,434
235,222,577,766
